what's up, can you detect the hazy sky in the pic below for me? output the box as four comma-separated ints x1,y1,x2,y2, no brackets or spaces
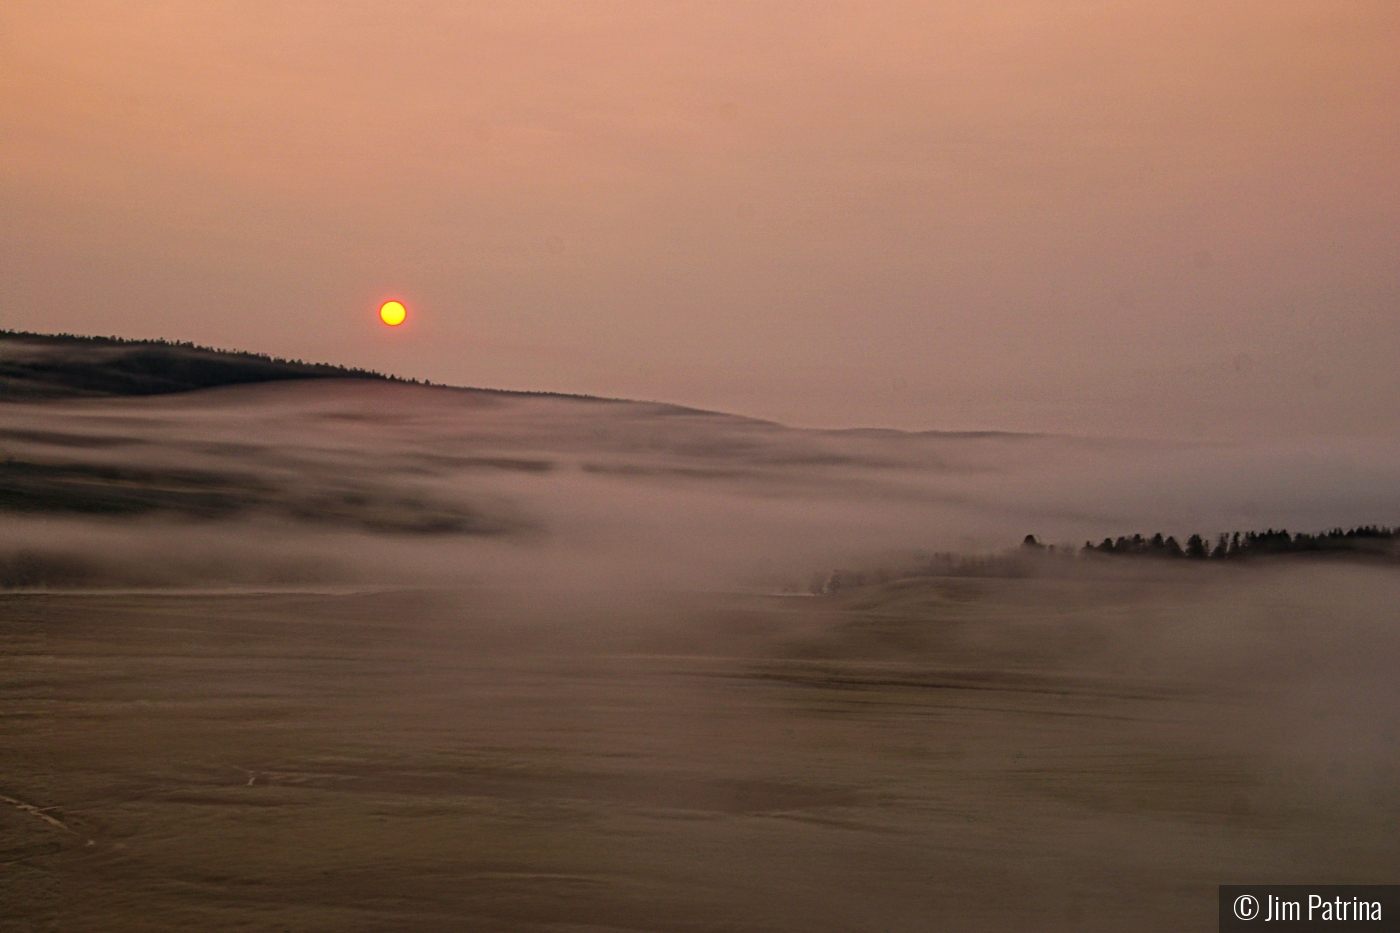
3,2,1397,437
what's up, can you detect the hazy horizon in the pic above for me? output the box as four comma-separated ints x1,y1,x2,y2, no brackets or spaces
5,8,1399,928
5,2,1398,438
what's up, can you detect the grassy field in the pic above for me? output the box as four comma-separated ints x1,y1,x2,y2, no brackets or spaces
4,563,1395,931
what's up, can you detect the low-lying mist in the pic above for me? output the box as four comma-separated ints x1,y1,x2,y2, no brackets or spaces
6,378,1398,930
1,379,1396,595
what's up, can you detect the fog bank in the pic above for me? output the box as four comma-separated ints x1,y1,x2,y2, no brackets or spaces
1,380,1395,591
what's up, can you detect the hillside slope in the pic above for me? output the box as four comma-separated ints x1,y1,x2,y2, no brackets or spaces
0,331,393,399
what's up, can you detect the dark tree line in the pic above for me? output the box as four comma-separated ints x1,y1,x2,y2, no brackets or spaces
810,525,1398,594
0,331,623,402
1073,526,1398,560
0,330,403,399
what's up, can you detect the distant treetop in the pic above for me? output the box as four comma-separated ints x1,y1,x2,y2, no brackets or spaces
1078,526,1397,560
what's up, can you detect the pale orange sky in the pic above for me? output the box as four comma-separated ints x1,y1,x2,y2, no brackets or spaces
3,2,1397,437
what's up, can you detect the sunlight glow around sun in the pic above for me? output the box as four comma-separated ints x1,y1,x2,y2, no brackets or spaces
379,300,406,326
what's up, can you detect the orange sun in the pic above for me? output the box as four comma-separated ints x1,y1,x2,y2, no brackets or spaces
379,300,406,326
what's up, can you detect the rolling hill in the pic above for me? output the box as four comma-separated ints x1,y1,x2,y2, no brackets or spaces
0,330,394,399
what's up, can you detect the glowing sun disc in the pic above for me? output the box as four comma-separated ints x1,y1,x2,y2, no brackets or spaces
379,300,406,326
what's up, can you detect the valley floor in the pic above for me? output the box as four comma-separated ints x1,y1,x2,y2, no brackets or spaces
3,566,1397,931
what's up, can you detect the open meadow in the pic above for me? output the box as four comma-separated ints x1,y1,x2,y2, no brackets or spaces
3,563,1397,932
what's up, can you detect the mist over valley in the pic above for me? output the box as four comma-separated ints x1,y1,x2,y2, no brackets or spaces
1,335,1396,931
